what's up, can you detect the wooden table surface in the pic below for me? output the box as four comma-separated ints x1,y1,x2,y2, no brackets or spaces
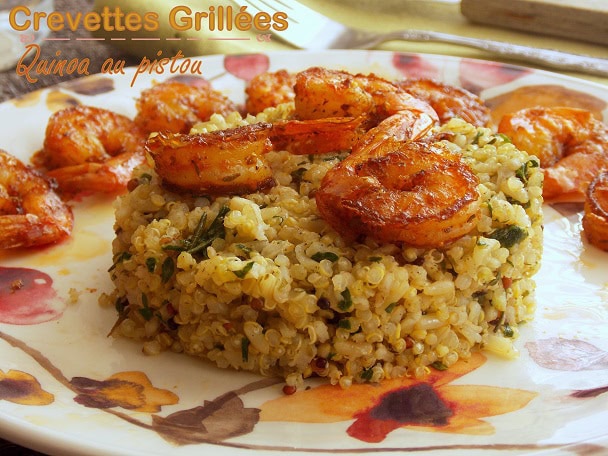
0,1,138,454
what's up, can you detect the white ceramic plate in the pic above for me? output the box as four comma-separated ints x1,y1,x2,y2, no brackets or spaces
1,50,607,456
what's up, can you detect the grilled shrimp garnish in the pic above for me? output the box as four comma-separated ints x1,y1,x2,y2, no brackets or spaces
245,69,296,115
146,116,365,194
315,135,481,247
146,123,275,195
583,171,608,251
0,150,73,249
35,105,147,197
293,67,438,126
148,67,481,247
498,107,608,203
396,78,491,127
134,79,240,134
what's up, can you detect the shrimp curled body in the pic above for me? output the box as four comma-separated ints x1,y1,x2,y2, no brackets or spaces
583,171,608,251
37,105,147,196
135,80,240,134
315,138,481,247
146,117,365,194
396,78,491,127
293,67,438,126
146,123,275,195
498,107,608,202
0,150,73,249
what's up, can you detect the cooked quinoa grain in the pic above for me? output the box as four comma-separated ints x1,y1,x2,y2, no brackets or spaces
101,114,543,389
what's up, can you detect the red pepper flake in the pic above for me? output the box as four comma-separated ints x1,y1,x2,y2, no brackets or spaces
249,298,264,311
405,336,415,349
502,277,513,289
282,384,297,395
223,322,233,331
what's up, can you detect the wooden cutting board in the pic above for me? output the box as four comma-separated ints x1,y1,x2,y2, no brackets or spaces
460,0,608,46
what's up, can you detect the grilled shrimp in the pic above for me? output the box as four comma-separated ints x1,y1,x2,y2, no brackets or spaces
134,80,240,134
396,78,491,127
0,150,73,249
315,123,481,247
146,123,275,195
146,116,366,194
38,105,145,169
582,171,608,251
36,105,147,197
245,69,296,115
498,107,608,202
293,67,438,127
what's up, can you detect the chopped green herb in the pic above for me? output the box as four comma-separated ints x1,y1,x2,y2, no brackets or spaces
139,173,153,182
161,257,175,283
115,298,128,316
108,251,132,272
488,225,528,248
290,167,307,183
233,261,254,279
145,257,157,273
368,256,382,262
471,131,483,145
241,337,250,362
502,323,514,338
360,368,374,381
506,196,531,208
515,159,539,184
338,319,351,330
163,206,229,258
487,201,493,218
338,288,352,311
496,133,511,143
236,244,252,254
431,361,448,371
488,271,502,286
139,294,153,321
385,302,397,313
311,251,339,262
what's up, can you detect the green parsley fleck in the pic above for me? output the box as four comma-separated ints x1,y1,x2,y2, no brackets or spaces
145,257,157,273
360,368,374,381
233,261,254,279
385,302,397,313
488,225,528,248
430,361,448,371
241,337,250,362
311,251,339,262
161,257,175,283
338,288,352,311
338,319,351,330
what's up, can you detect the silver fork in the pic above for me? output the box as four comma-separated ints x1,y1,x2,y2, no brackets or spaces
236,0,608,78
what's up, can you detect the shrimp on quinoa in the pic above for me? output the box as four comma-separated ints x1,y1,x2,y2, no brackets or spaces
0,150,73,249
583,171,608,251
36,105,147,197
396,78,491,127
315,130,481,247
146,116,366,194
498,107,608,202
293,67,439,132
245,69,296,115
146,123,276,195
135,79,240,134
